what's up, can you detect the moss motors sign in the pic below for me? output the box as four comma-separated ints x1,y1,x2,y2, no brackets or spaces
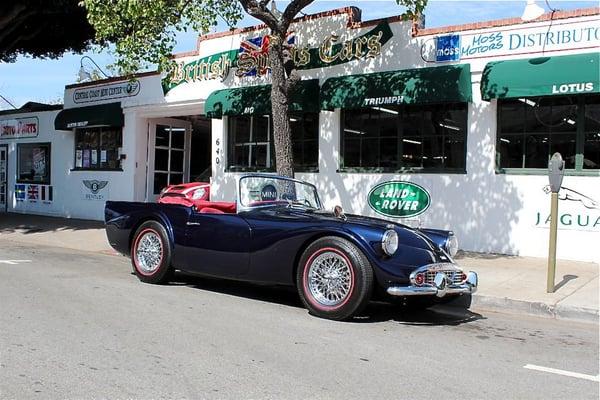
368,181,431,218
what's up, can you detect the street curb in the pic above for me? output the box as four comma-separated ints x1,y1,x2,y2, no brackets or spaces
471,294,599,324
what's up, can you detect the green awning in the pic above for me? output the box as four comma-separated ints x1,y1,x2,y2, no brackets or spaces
320,64,472,110
204,79,320,118
481,52,600,101
54,102,123,130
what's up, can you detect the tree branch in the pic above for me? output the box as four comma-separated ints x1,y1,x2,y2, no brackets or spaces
0,9,37,49
2,24,46,56
281,0,314,28
0,3,27,32
238,0,279,31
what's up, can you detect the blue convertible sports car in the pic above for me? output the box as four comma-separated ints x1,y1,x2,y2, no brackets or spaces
105,174,477,320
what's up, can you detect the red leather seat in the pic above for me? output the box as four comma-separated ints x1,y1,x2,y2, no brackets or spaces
193,200,236,214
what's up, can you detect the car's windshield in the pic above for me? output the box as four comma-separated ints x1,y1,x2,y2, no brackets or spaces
239,176,322,210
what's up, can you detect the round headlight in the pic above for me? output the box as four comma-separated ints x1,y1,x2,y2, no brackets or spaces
445,234,459,257
382,229,398,256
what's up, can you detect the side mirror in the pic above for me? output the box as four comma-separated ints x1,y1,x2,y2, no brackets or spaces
333,205,346,220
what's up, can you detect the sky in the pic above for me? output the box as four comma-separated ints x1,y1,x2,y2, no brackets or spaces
0,0,597,109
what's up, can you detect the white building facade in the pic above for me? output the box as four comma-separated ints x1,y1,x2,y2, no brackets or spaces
1,7,598,262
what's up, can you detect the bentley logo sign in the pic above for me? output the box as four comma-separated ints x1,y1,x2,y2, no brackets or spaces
368,181,431,218
82,180,109,201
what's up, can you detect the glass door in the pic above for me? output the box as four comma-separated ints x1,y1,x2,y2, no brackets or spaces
147,118,191,201
0,145,7,212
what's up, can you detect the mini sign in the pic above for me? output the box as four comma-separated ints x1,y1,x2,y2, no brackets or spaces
0,117,38,139
368,181,431,218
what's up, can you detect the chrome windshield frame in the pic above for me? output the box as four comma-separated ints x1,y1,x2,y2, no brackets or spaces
236,173,323,213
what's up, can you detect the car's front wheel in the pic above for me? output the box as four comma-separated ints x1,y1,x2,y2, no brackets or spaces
297,236,373,320
131,220,172,284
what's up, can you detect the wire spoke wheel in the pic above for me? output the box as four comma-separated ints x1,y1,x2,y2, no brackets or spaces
307,251,352,307
135,231,163,274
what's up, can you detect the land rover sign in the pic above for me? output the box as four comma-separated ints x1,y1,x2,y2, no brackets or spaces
368,181,431,218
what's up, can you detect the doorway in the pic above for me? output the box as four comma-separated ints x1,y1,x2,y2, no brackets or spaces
147,118,192,201
0,145,7,212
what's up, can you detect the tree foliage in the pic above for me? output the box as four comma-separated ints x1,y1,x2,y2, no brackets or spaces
84,0,427,177
84,0,243,73
0,0,96,62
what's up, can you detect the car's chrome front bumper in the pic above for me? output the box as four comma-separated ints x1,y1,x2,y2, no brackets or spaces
387,271,478,298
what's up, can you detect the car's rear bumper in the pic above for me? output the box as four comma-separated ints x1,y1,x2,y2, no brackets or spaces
386,271,478,298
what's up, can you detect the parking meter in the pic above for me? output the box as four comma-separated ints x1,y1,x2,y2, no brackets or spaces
548,152,565,193
546,152,564,293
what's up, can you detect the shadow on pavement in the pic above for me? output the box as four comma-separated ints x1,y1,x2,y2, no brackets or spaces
0,212,104,234
554,274,578,291
354,302,486,325
455,250,518,260
168,271,485,326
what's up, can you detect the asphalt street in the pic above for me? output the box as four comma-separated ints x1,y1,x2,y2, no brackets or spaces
1,241,598,400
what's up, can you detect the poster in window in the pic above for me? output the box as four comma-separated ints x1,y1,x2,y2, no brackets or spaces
32,147,46,177
101,150,107,163
92,150,98,166
76,150,83,168
83,150,90,168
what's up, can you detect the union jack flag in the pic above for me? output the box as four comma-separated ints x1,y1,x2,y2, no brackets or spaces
27,184,38,200
238,31,296,76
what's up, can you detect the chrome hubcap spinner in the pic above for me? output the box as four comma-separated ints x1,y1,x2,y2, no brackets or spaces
307,251,352,306
136,231,163,274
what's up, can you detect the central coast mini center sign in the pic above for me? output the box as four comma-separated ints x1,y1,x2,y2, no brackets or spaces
368,181,431,218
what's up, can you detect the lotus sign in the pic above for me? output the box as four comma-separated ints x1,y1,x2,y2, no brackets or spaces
368,181,431,218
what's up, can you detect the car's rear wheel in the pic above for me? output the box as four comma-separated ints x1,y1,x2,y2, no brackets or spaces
297,236,373,320
131,221,172,284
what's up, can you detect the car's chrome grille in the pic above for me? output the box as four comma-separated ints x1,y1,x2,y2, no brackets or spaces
425,270,464,285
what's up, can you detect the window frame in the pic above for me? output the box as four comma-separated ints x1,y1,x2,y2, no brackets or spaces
16,142,51,185
226,112,319,173
496,94,600,176
71,126,123,172
339,103,468,174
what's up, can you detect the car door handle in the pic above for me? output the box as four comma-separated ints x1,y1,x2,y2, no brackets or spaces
186,222,201,226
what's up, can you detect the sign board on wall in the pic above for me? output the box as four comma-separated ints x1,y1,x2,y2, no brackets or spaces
436,34,461,62
435,19,599,61
73,80,140,104
368,181,431,218
534,186,600,231
164,21,393,92
0,117,38,139
81,180,109,201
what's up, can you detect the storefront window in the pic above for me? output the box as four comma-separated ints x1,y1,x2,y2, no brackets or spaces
227,113,318,172
584,96,600,170
497,95,600,172
74,127,122,170
17,143,51,184
341,103,467,172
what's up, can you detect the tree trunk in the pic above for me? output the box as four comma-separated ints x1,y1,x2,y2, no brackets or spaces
268,35,294,178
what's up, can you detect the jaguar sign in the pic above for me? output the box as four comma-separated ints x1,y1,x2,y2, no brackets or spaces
368,181,431,218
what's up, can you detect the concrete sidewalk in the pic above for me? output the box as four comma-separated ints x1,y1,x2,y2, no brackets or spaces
1,212,598,323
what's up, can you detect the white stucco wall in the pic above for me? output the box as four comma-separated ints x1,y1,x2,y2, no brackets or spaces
1,109,138,220
194,10,599,262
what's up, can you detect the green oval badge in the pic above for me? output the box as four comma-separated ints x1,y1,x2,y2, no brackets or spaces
368,181,431,218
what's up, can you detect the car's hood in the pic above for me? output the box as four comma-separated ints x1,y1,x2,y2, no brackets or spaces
309,210,442,254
